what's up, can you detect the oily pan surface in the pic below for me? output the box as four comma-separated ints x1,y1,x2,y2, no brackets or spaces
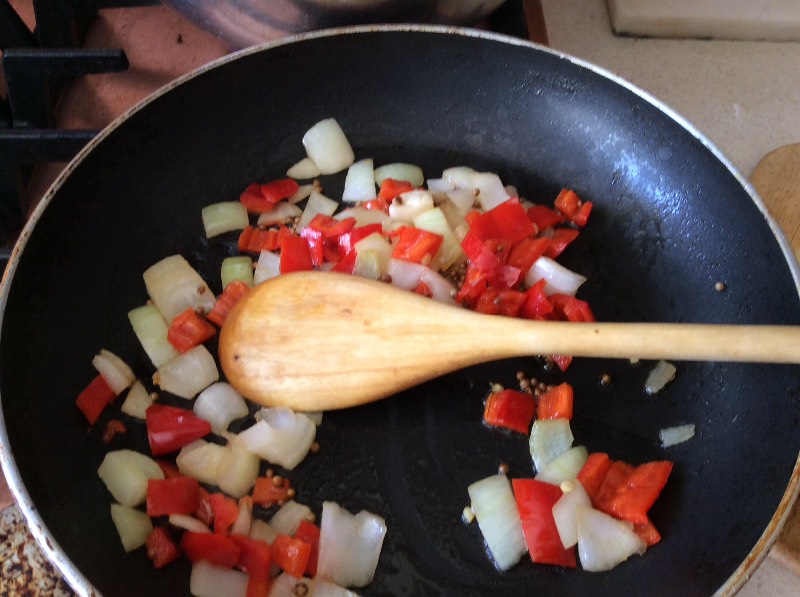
2,29,800,596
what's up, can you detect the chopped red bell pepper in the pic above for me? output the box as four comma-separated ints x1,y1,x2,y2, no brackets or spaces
413,280,433,298
231,534,272,580
76,374,115,425
240,179,299,212
391,226,443,265
337,223,383,257
633,519,662,546
238,225,294,254
279,234,314,274
247,576,270,597
271,534,311,578
554,188,593,227
207,492,240,534
483,389,537,435
572,201,593,227
378,178,415,203
455,264,488,307
512,478,577,568
537,382,574,420
507,237,550,276
549,294,595,323
156,459,182,479
543,228,580,259
527,204,564,232
599,460,673,525
146,526,182,569
239,183,266,213
167,307,217,353
301,214,357,266
180,531,241,568
252,475,293,508
195,487,214,527
145,404,212,456
331,250,357,274
467,198,535,244
576,452,613,503
293,520,321,576
474,288,527,317
207,280,250,327
146,476,201,517
519,279,554,320
101,419,127,443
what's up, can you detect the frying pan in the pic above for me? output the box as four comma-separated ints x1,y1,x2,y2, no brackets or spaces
1,26,799,596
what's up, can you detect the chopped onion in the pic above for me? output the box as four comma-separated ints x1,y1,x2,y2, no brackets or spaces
269,500,313,536
237,408,316,470
221,255,254,288
302,118,355,175
176,440,226,485
269,574,312,597
467,474,526,571
317,501,387,588
352,232,392,280
230,497,253,535
169,514,211,534
342,158,377,203
189,560,248,597
576,508,646,572
110,503,153,553
300,411,323,426
128,304,179,367
297,190,339,231
143,254,216,322
441,166,477,189
120,380,156,420
388,189,434,224
529,418,574,472
193,382,249,435
201,202,249,238
253,250,280,285
333,206,389,228
216,439,260,498
446,187,478,214
256,201,302,227
535,445,588,486
386,258,425,290
98,449,164,507
552,480,592,548
287,157,321,180
645,360,677,394
437,199,469,241
472,172,512,211
660,423,695,447
153,345,219,399
524,256,587,296
374,162,424,187
249,518,278,545
92,348,135,395
418,267,458,305
413,207,463,271
313,579,360,597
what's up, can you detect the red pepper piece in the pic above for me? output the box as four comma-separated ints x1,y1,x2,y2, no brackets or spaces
101,419,127,443
378,178,415,203
519,279,554,320
507,236,550,276
549,294,595,323
331,250,357,274
279,234,314,274
76,374,115,425
252,475,293,508
180,532,241,568
543,228,580,259
391,226,443,265
337,223,383,257
146,476,201,517
207,280,250,327
537,382,574,420
195,487,214,527
633,519,662,546
239,183,266,212
512,479,577,568
293,520,321,576
167,307,217,353
467,198,535,244
483,389,537,435
145,404,211,456
155,459,182,479
554,188,582,220
576,452,613,503
527,204,564,232
455,264,488,308
572,201,593,227
146,526,182,569
271,535,311,578
207,492,240,534
474,288,527,317
602,461,674,525
261,178,300,205
231,534,272,580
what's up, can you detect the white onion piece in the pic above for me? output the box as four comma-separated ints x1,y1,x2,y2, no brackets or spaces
473,172,512,211
169,514,211,534
98,450,164,507
438,199,469,241
374,162,424,187
110,503,153,553
446,188,478,214
128,304,179,367
193,382,249,435
353,232,392,280
237,408,316,470
660,423,696,447
333,207,389,228
249,518,278,545
467,474,526,571
190,560,248,597
289,183,315,204
576,508,647,572
426,178,451,193
254,250,281,286
313,579,360,597
176,440,226,485
535,445,589,486
92,349,135,395
388,189,434,224
418,267,458,305
300,411,323,426
645,360,677,394
287,157,321,180
442,166,477,189
143,254,216,322
269,574,311,597
201,202,249,238
297,190,339,231
413,207,463,271
154,345,219,399
342,158,377,203
216,439,260,498
302,118,355,175
256,202,303,227
120,381,156,420
529,418,574,472
269,500,313,536
231,497,253,536
552,480,592,549
386,258,425,290
317,501,387,588
524,256,587,296
221,255,254,289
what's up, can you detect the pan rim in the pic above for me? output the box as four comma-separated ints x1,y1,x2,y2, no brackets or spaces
0,23,798,596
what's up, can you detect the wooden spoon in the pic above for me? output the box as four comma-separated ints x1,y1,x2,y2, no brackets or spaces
219,271,800,411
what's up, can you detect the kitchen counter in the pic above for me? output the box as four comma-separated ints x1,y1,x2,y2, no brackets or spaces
2,0,800,594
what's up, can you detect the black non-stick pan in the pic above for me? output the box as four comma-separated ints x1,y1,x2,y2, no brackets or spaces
1,26,799,597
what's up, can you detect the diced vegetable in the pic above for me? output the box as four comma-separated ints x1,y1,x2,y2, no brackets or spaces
120,380,156,420
302,118,355,175
76,374,116,425
256,201,303,228
146,526,182,569
128,304,180,367
143,254,216,322
176,440,226,486
483,389,536,435
146,404,212,456
413,207,463,270
576,508,646,572
297,190,340,231
660,423,696,447
98,449,164,507
645,360,677,394
342,158,377,202
552,480,592,549
294,520,321,577
253,250,281,285
110,503,153,553
535,446,589,486
537,383,574,420
388,189,434,223
189,560,248,597
467,474,526,571
92,349,135,395
193,382,249,435
182,532,241,568
287,156,321,180
529,418,574,472
201,202,249,238
524,256,586,296
146,476,201,517
272,534,312,578
220,256,254,289
269,500,313,536
153,345,219,399
167,308,217,354
512,479,577,567
237,408,316,470
374,162,424,187
206,280,250,327
215,440,260,498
